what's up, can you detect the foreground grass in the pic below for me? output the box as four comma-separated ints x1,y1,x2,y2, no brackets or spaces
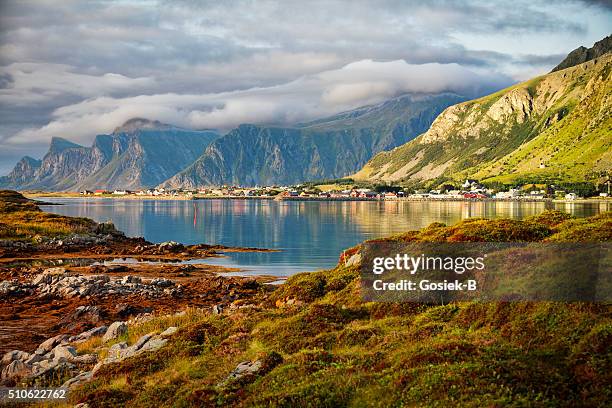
0,190,96,240
63,210,611,407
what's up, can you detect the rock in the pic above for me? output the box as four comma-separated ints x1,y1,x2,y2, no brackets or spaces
24,354,44,365
1,350,30,365
132,333,155,351
121,275,142,284
102,321,128,343
106,342,129,362
150,278,174,287
115,303,153,318
63,370,93,388
344,252,362,267
228,360,262,380
212,304,223,315
72,354,98,365
219,352,283,386
32,273,52,285
42,267,66,275
160,327,178,337
37,334,69,354
139,337,167,353
158,241,183,251
30,361,76,383
68,326,108,343
95,221,117,235
1,360,31,380
51,345,77,361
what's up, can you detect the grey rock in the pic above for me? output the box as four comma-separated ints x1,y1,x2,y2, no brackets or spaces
24,354,45,365
121,275,142,285
1,360,31,380
42,267,66,275
160,326,178,337
131,333,155,352
139,337,167,353
218,360,263,386
68,325,108,343
37,334,69,354
1,350,30,365
151,278,174,287
51,345,77,361
102,321,128,343
62,370,93,388
72,354,98,365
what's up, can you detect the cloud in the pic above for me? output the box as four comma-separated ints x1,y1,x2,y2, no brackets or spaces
0,0,610,171
0,63,156,106
7,59,512,145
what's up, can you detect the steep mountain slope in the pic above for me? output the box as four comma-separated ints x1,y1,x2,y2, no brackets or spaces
0,120,219,191
161,93,465,187
354,52,611,185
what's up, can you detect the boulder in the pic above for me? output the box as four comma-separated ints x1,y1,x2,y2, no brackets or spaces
51,345,77,361
42,267,66,275
72,354,98,365
24,354,45,365
151,278,174,287
102,321,128,343
1,360,31,380
30,361,76,383
139,337,167,353
63,370,93,388
121,275,142,284
68,326,108,343
219,352,283,386
37,334,69,354
160,326,178,337
1,350,30,366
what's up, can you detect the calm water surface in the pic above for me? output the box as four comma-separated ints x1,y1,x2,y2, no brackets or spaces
41,198,610,276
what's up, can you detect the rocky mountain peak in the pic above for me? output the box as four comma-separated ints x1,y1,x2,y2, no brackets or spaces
551,34,611,72
113,118,173,134
48,137,83,153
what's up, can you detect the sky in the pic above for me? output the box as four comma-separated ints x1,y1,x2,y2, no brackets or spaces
0,0,610,174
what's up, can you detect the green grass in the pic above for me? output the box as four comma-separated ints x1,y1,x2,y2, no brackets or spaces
66,211,612,407
0,190,96,240
356,54,612,185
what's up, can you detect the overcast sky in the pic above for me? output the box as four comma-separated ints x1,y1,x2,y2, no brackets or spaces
0,0,610,173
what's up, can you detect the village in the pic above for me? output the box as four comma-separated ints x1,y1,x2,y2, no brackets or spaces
79,179,612,202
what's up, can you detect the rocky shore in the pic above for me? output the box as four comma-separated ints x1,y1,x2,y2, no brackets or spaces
0,190,277,388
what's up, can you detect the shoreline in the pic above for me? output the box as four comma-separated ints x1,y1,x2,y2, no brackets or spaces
24,192,612,204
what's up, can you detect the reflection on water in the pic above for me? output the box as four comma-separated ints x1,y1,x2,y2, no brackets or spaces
41,198,610,276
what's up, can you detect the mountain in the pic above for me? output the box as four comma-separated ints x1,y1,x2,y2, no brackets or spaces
551,34,611,72
0,120,219,191
1,156,42,187
161,93,465,187
354,51,611,185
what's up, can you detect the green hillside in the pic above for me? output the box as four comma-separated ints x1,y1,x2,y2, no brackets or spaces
354,53,611,186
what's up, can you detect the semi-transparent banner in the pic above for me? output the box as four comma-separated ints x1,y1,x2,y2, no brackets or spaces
359,242,611,303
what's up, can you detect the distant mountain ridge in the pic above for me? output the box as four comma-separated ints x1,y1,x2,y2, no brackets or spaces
0,120,219,191
161,93,465,187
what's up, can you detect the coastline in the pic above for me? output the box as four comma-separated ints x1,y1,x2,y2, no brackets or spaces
24,192,612,204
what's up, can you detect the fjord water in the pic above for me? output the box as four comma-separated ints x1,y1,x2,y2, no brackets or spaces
42,198,610,277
